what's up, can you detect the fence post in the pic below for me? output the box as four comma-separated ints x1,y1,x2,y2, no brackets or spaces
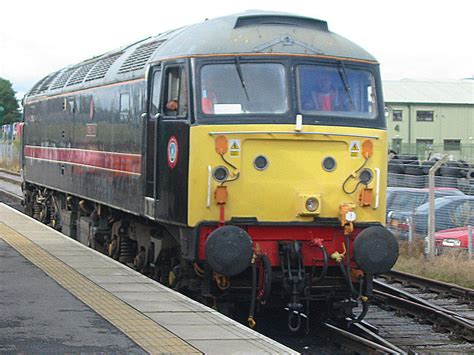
468,225,473,261
426,155,449,261
408,215,414,257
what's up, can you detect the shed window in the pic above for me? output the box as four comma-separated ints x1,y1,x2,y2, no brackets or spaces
393,110,403,121
416,110,434,121
416,139,433,157
444,139,461,151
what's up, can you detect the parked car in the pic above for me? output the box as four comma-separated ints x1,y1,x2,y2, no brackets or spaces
386,187,464,220
435,226,473,254
388,196,474,239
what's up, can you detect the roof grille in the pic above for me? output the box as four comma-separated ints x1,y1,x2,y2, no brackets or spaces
118,41,162,74
50,68,78,90
235,15,328,31
29,72,60,95
84,53,122,82
66,62,96,86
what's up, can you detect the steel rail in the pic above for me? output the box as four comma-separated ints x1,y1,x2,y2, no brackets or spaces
0,187,23,204
373,288,474,342
383,270,474,304
0,170,22,186
374,279,474,321
0,168,20,177
323,322,404,354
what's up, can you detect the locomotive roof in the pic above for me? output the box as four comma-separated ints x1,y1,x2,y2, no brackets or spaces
25,11,377,100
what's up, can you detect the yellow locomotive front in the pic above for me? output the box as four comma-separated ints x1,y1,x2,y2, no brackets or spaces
186,56,398,330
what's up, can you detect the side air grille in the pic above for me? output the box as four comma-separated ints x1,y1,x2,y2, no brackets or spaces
50,68,78,90
66,62,96,86
84,53,122,82
118,41,162,74
29,72,60,95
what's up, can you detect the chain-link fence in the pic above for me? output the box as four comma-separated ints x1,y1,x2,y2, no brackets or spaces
387,174,474,259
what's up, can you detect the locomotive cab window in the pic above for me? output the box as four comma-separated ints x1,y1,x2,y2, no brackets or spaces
163,66,188,118
199,62,288,115
150,70,162,118
297,64,377,119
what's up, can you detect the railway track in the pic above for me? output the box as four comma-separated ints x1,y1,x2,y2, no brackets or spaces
1,169,473,353
382,270,474,304
365,271,474,352
322,321,405,354
0,170,22,207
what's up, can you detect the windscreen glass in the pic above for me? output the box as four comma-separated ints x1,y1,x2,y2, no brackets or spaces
200,63,288,115
297,65,377,119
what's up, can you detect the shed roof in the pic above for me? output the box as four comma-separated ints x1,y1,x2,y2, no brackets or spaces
383,79,474,105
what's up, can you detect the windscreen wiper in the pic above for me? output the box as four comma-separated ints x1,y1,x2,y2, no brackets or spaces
235,57,250,101
338,61,354,109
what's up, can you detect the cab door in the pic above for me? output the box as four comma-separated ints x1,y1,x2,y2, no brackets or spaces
144,61,190,225
155,61,190,224
144,66,162,218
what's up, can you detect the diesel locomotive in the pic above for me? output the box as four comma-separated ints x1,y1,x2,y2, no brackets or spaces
22,11,398,331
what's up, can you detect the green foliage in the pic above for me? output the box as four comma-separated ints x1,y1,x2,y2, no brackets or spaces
0,78,20,124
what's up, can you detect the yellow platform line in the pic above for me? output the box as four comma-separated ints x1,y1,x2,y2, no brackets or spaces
0,223,201,354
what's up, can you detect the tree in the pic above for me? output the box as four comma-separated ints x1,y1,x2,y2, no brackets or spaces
0,78,20,124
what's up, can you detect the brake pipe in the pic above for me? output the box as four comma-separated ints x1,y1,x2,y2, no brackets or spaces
248,254,257,328
310,238,328,282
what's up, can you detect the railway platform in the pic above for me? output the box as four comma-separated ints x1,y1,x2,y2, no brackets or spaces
0,203,296,354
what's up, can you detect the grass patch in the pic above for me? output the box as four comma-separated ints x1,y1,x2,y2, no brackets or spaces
0,160,20,173
395,240,474,289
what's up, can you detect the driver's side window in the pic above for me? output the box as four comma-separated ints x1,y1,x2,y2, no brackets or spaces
163,66,188,117
150,70,162,117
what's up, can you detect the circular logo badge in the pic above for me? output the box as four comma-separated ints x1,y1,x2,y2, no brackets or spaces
167,136,178,169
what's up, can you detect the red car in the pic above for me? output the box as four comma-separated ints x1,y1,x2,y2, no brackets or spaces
435,226,473,252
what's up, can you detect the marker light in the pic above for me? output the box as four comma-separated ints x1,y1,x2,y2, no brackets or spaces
254,155,269,170
345,211,357,222
322,156,336,172
213,166,229,182
359,169,373,185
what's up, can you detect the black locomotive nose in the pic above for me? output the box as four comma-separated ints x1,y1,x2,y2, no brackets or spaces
205,225,253,277
353,226,399,275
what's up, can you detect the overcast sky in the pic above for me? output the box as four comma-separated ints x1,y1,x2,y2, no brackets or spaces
0,0,472,98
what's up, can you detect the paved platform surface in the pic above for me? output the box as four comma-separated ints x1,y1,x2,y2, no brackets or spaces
0,239,145,353
0,203,296,354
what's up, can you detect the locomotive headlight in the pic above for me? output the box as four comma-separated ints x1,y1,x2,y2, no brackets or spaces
299,194,321,215
306,197,319,212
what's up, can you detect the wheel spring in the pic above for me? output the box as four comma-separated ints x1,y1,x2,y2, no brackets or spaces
119,236,135,263
33,202,42,219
